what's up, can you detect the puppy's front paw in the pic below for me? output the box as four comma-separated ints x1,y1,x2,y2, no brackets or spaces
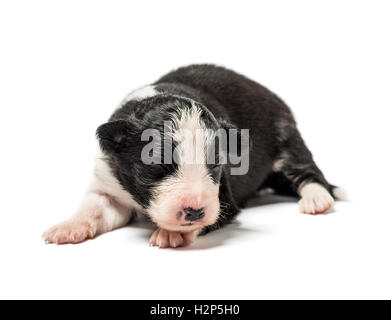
149,229,183,248
298,182,334,214
149,228,200,248
299,192,334,214
42,219,97,244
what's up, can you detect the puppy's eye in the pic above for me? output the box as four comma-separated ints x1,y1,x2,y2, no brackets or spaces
210,164,221,170
151,163,176,176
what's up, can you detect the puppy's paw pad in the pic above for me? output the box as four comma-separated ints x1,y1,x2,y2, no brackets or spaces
299,193,334,214
149,229,184,248
42,220,96,244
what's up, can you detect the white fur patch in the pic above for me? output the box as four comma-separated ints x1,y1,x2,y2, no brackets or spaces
298,182,334,214
332,187,348,201
120,85,158,106
90,146,142,210
172,104,215,166
272,159,284,172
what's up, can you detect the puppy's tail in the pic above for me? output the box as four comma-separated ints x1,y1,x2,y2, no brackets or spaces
331,186,349,201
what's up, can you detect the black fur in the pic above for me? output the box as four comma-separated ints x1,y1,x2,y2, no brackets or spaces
97,64,335,233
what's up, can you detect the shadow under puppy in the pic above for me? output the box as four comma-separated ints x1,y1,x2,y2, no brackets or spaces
43,64,346,248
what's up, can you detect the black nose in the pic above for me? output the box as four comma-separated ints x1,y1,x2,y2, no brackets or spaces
184,207,205,221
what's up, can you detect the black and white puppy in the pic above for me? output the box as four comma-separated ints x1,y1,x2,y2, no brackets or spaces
43,64,346,248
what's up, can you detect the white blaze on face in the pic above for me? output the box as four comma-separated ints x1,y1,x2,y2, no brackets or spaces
172,106,215,166
147,104,220,232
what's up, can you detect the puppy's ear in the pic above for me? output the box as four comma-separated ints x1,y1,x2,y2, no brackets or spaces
96,120,139,154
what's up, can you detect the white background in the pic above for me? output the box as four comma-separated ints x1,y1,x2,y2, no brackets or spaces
1,0,390,299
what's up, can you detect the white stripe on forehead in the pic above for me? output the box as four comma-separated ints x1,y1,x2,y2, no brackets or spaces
171,103,215,166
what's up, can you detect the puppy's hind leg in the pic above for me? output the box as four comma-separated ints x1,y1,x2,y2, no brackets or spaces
274,130,343,214
42,193,133,244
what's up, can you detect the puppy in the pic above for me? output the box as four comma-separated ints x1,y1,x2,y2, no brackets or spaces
42,64,346,248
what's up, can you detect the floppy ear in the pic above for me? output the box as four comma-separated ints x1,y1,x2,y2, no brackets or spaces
96,120,139,154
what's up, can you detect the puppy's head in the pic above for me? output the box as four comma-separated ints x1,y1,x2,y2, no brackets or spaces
97,95,242,232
